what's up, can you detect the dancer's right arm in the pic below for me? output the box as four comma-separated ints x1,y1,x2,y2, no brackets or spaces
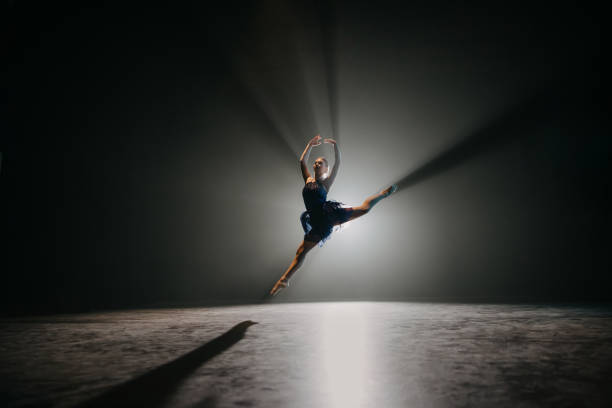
300,135,321,182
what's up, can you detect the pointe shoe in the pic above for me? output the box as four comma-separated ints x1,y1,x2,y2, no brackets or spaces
270,278,289,296
382,184,398,197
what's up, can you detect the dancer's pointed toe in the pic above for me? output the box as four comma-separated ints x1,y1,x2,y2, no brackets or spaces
382,184,398,197
270,278,289,296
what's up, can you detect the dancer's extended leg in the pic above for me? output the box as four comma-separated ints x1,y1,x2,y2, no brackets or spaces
347,184,398,222
270,239,318,295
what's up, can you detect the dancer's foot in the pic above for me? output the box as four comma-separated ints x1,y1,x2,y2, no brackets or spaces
270,278,289,296
381,184,398,197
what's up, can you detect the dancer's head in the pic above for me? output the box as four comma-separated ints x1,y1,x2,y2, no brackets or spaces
313,157,328,178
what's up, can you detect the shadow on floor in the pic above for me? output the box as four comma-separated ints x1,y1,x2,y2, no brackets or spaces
79,320,258,408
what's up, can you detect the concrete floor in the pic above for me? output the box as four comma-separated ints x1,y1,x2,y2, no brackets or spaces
1,302,612,407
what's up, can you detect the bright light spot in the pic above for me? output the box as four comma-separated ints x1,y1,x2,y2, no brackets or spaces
318,302,371,407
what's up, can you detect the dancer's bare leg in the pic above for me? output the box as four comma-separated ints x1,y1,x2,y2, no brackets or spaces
270,239,318,295
347,184,398,222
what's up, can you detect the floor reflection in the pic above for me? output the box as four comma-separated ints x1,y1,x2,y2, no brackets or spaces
318,303,370,407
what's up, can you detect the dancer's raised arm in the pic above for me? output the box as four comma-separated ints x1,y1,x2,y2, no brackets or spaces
300,135,321,182
322,138,340,191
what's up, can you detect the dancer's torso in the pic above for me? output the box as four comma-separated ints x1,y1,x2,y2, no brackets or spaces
302,178,327,213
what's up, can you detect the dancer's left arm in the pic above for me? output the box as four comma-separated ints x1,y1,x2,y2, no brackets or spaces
323,138,340,191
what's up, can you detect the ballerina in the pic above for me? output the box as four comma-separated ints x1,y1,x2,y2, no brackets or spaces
270,135,397,296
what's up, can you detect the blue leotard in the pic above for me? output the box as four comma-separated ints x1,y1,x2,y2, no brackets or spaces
300,180,353,244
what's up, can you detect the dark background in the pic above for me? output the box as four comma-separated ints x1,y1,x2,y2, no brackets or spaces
3,0,610,315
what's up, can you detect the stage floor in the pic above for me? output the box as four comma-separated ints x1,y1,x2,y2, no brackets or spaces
2,302,612,407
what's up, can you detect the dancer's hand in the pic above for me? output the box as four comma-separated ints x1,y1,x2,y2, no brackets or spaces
309,135,322,147
324,138,336,145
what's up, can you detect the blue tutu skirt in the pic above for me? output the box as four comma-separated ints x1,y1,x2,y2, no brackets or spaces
300,201,354,245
